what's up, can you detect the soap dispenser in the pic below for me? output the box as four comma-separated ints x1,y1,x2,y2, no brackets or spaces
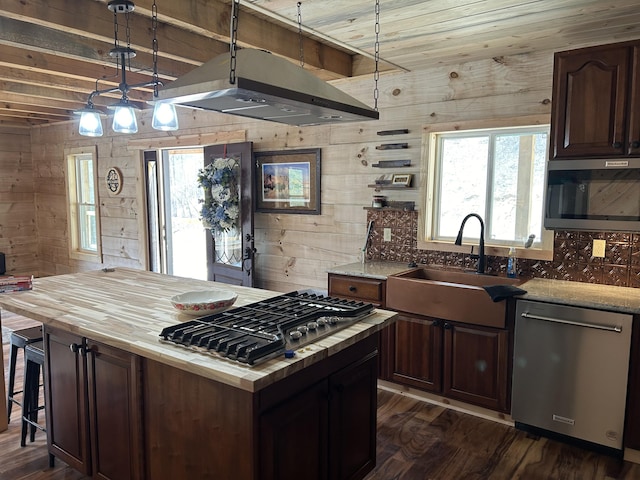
507,247,517,278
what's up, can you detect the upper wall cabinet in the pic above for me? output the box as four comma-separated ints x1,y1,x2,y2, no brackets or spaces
550,40,640,159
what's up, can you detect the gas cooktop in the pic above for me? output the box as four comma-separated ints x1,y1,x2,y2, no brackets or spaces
159,290,375,365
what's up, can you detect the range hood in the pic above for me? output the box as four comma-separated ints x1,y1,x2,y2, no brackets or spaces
154,49,379,126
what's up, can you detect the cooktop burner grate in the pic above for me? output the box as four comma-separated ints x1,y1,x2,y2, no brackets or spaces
159,290,375,365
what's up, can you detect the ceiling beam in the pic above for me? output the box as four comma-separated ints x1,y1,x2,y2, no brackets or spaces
123,0,354,79
0,80,147,111
0,0,226,66
0,44,154,87
0,16,191,80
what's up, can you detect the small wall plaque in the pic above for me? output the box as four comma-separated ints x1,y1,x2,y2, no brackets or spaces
106,167,123,195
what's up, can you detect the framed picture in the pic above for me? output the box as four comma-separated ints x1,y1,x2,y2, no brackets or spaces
391,173,412,186
255,148,321,214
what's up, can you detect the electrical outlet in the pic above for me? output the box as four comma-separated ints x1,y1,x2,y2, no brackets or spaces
383,228,392,242
593,239,606,258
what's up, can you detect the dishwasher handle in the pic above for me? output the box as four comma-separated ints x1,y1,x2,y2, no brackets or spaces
520,312,622,333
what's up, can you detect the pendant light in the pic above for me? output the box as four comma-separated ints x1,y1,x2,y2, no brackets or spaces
76,0,178,136
75,102,104,137
111,98,139,133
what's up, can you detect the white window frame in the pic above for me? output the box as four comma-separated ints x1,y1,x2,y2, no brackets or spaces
418,116,554,261
65,146,103,263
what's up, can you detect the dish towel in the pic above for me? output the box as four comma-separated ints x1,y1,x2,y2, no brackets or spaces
483,285,527,302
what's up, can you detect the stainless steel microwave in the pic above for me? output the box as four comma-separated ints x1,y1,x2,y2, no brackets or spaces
545,158,640,232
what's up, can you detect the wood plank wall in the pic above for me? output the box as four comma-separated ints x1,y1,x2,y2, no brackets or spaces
0,126,37,276
2,49,554,291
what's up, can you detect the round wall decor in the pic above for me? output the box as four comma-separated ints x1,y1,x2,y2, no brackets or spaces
106,167,123,194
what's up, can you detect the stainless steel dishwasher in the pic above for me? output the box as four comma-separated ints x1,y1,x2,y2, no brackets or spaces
512,299,632,454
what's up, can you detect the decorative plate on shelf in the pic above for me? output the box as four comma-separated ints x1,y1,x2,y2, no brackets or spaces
170,289,238,316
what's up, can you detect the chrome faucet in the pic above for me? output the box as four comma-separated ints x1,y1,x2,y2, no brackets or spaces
454,213,485,274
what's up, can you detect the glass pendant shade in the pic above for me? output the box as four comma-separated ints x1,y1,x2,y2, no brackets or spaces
112,102,138,133
78,109,104,137
152,102,179,131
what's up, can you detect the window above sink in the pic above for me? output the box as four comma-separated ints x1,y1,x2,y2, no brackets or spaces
418,116,554,261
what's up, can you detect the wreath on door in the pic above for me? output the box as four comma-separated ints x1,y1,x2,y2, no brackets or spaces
197,158,239,233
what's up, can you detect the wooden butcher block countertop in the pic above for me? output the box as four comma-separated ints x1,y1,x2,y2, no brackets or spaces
0,268,396,393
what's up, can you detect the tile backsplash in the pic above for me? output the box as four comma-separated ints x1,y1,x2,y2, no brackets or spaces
366,209,640,288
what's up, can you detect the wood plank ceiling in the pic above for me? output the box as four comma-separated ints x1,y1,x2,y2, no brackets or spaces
0,0,639,128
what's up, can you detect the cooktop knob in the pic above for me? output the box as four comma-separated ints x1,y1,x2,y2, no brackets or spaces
328,316,339,325
316,318,327,326
289,330,303,340
297,325,308,334
307,321,318,330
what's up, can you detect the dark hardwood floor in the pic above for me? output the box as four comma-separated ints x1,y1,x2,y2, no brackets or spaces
2,309,640,480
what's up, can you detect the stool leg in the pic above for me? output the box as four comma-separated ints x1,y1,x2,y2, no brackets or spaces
20,360,34,447
29,363,41,442
7,344,19,422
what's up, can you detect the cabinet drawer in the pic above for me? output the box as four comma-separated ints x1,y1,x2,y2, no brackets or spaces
329,275,384,304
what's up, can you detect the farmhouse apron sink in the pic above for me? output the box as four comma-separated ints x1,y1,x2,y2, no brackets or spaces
386,267,523,328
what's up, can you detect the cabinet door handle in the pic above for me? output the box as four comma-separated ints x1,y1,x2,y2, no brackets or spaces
443,322,453,330
632,141,640,149
613,141,623,148
348,285,357,292
432,319,442,328
69,343,80,353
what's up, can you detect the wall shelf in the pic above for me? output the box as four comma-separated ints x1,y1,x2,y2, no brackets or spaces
364,206,416,212
368,184,415,190
372,160,411,168
375,143,409,150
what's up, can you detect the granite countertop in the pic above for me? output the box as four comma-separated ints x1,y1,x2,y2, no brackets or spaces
327,261,413,279
0,268,396,392
329,261,640,314
520,278,640,314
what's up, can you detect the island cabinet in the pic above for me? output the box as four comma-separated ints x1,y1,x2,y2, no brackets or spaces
44,326,144,480
259,350,378,480
550,40,640,159
388,313,510,412
143,334,379,480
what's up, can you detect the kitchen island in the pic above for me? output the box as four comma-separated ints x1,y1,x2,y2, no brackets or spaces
0,268,397,480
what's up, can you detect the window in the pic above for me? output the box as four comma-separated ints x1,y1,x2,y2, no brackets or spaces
66,146,102,262
421,122,553,259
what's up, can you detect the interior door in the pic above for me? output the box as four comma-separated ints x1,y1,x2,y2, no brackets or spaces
204,142,255,286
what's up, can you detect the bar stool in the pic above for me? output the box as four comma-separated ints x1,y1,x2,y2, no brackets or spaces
20,341,55,466
7,325,43,422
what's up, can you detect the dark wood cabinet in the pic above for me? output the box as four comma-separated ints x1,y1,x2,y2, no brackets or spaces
328,353,378,480
144,334,379,480
389,314,441,392
260,380,329,480
328,273,386,306
442,322,509,411
44,327,143,480
550,40,640,159
389,314,510,412
329,272,512,412
259,352,377,480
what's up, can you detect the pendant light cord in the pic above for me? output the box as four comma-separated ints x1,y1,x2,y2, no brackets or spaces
230,0,240,85
152,0,159,97
374,0,380,111
297,2,304,68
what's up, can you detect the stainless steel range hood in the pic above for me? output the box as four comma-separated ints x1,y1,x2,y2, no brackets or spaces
154,49,379,126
